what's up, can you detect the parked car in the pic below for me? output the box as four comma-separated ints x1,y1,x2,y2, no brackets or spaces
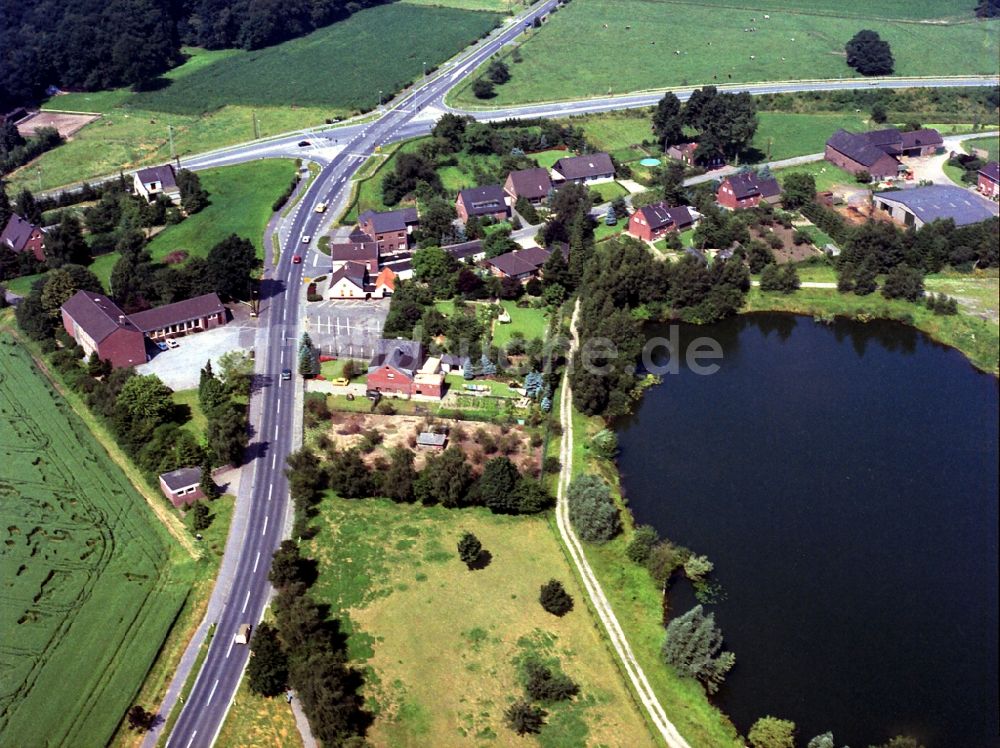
166,338,179,349
332,377,349,386
292,255,303,264
155,341,169,351
281,368,292,381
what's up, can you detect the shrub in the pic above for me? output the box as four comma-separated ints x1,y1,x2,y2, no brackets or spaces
457,532,482,567
523,659,579,702
567,474,621,542
626,525,659,564
590,428,618,458
539,579,573,616
748,716,797,748
683,553,714,581
504,700,546,735
472,78,495,99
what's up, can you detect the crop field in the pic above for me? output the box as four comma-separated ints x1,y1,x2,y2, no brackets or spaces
0,336,188,748
305,495,656,747
452,0,999,106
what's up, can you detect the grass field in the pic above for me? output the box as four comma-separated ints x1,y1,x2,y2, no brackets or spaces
775,159,857,193
452,0,999,107
304,495,657,747
401,0,520,11
215,675,302,748
0,335,190,748
492,301,549,347
751,111,871,161
962,136,1000,162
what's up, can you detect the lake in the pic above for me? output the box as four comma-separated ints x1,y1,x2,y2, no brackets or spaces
615,314,999,747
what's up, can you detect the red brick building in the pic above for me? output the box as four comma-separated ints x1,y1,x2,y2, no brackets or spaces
627,202,696,241
504,167,553,205
158,466,205,507
979,161,999,199
128,293,226,340
358,208,418,255
717,172,782,210
1,213,46,262
366,339,443,398
456,184,510,223
61,291,147,368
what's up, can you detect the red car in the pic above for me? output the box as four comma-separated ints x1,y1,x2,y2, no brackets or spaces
292,255,302,264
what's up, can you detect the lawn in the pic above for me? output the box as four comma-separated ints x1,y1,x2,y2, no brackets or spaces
593,220,625,243
575,111,653,154
775,159,857,193
319,358,366,383
529,148,570,169
147,159,296,262
589,180,628,202
304,495,657,747
172,389,207,438
492,300,549,347
962,136,1000,162
750,111,871,162
0,335,190,748
451,0,999,106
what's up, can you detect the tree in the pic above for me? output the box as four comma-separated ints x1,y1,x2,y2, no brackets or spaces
504,700,546,735
246,622,289,697
432,113,471,151
40,268,84,319
487,58,510,85
514,195,540,225
380,447,417,503
116,374,173,422
176,169,209,214
418,196,459,247
190,502,212,531
412,246,459,288
523,659,579,702
781,172,816,209
868,736,926,748
0,183,12,230
845,30,894,76
604,204,617,226
514,478,553,513
15,188,42,224
126,705,157,733
382,152,442,205
298,333,318,378
327,448,373,498
626,525,659,564
759,263,800,294
871,103,888,124
207,404,248,466
853,256,878,296
539,579,573,616
652,92,685,147
567,474,621,542
0,119,25,152
472,78,495,99
217,350,254,397
660,605,735,694
45,214,90,267
199,458,218,499
207,234,256,300
476,456,522,513
748,716,797,748
457,531,483,567
881,264,924,301
270,540,309,589
807,733,837,748
483,230,520,259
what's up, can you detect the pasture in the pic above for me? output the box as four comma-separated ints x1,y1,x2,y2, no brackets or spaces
452,0,999,106
305,495,657,747
0,336,188,748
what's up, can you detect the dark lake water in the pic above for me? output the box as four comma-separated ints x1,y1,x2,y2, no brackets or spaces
615,314,999,747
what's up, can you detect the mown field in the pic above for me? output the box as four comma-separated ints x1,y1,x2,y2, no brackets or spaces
963,135,1000,162
304,495,657,747
452,0,999,106
0,335,189,748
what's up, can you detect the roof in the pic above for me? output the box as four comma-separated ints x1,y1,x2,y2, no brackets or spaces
634,202,695,230
440,353,467,367
329,239,378,264
443,239,484,261
328,262,367,290
873,185,1000,227
865,128,903,151
553,152,614,180
416,432,448,447
0,214,42,253
900,129,943,150
61,290,140,342
374,266,396,291
506,167,552,199
458,184,507,216
359,207,418,234
128,293,225,333
826,129,898,168
159,466,202,491
666,142,698,157
723,172,781,200
487,246,551,277
369,338,424,377
135,164,178,191
979,161,1000,183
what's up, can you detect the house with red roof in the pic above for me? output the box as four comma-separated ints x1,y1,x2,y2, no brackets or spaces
366,339,443,398
716,172,782,210
61,291,147,368
1,214,46,262
627,203,697,242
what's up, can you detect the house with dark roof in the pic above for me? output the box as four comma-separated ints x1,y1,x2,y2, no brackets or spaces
504,167,553,205
551,152,615,184
0,213,46,262
978,161,999,199
128,292,226,340
456,184,510,223
825,127,943,179
485,246,552,282
367,339,443,398
872,185,999,229
716,172,782,210
664,142,724,168
358,208,419,254
133,164,181,204
900,129,943,156
627,202,697,242
324,262,369,299
159,466,204,506
443,239,485,263
61,291,147,368
329,237,379,273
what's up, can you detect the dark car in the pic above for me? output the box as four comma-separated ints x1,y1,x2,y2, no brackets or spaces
281,368,292,381
298,140,311,147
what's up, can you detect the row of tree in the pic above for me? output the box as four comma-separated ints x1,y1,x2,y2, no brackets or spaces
0,121,62,176
652,86,759,162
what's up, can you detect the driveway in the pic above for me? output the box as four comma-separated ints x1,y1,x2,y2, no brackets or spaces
303,298,388,359
137,315,257,390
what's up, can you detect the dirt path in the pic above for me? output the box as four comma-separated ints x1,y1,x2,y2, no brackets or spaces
555,301,692,748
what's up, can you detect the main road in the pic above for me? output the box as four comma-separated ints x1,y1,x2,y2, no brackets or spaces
160,3,998,744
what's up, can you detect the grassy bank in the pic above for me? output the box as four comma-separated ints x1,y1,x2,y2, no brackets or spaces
304,495,657,746
452,0,998,107
215,675,301,748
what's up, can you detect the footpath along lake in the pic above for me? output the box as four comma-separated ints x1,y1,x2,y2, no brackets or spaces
616,314,998,747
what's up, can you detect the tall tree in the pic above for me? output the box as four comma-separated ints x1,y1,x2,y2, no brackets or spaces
15,188,41,224
45,213,90,267
207,234,256,300
660,604,735,694
246,622,289,697
845,29,894,76
652,92,685,148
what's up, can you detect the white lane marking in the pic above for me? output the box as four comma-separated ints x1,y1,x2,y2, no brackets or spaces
268,485,273,501
276,399,281,415
272,453,277,469
226,638,235,658
253,551,261,572
206,680,219,705
273,423,279,440
185,731,198,748
262,515,269,535
242,589,251,613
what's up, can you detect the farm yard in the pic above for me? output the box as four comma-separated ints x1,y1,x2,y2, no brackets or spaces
303,496,657,747
451,0,999,107
0,336,189,748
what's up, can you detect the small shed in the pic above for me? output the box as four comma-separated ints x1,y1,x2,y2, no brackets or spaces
416,432,448,450
159,466,204,506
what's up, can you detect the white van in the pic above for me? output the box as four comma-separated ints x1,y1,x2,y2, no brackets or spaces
235,623,252,645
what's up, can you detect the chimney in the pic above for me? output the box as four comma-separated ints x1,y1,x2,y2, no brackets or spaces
118,315,126,325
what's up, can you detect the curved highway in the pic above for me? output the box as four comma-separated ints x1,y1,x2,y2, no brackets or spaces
160,3,997,744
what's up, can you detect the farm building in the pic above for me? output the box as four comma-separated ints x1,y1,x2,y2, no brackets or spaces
979,161,999,199
716,172,781,210
627,202,697,241
133,164,181,204
824,128,943,179
417,432,448,449
358,208,419,255
456,184,510,223
367,339,443,398
128,292,226,340
0,213,46,262
158,466,204,506
485,245,552,282
551,152,615,184
504,167,553,204
61,291,147,368
872,185,999,229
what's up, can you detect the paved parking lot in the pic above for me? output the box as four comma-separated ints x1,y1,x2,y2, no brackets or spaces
137,315,257,390
304,298,388,359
